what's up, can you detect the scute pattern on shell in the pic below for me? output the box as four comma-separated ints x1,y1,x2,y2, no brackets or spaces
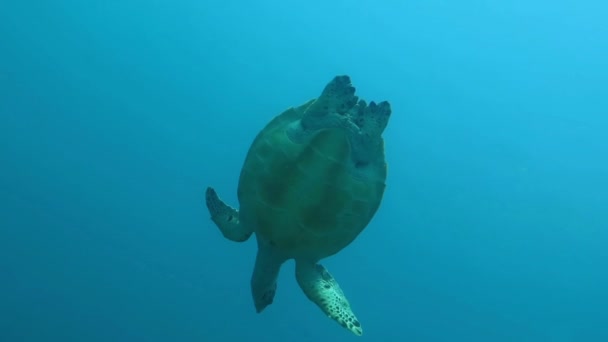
236,77,389,261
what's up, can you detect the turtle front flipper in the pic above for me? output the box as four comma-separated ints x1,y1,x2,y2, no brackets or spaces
295,261,363,336
205,187,252,242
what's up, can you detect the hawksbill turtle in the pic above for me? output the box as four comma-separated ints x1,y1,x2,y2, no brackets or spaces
205,75,391,336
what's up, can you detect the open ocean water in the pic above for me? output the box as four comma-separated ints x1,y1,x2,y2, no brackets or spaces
1,1,607,341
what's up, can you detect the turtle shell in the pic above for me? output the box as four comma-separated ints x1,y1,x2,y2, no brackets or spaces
237,100,387,260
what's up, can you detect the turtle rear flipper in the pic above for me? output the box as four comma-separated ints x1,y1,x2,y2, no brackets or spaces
205,187,252,242
296,75,391,167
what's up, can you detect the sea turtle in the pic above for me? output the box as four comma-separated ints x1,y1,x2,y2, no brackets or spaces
205,75,391,336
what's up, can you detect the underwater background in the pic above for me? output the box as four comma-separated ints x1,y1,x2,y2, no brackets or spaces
1,0,607,341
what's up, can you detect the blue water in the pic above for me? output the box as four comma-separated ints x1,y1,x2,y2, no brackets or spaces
1,1,607,341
